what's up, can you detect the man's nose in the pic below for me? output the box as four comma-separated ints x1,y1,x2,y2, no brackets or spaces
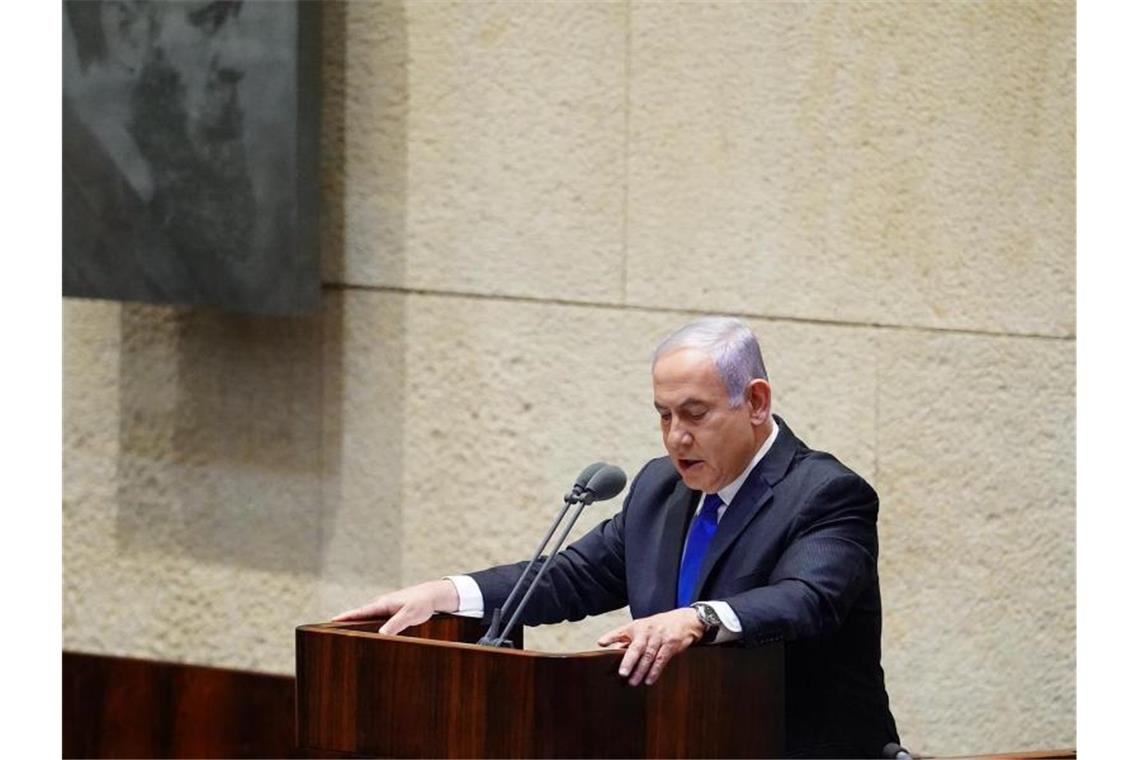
667,421,692,449
209,15,244,76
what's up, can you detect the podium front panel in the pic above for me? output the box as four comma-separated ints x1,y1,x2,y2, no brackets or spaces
296,618,783,758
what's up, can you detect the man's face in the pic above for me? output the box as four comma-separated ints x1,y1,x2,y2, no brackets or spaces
151,2,247,149
98,2,246,155
653,348,764,494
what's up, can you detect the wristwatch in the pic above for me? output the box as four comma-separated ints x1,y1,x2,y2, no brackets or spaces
689,602,722,644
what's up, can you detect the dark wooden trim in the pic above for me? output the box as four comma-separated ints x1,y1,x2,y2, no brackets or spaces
63,617,508,758
63,650,312,759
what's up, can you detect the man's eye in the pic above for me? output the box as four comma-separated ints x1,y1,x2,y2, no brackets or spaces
659,413,672,423
188,1,238,33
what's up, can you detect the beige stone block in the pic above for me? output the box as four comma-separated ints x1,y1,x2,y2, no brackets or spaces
64,510,318,674
64,299,123,497
627,1,1074,336
317,291,406,588
64,437,320,674
754,319,878,481
399,295,668,589
330,1,627,301
106,304,327,575
876,330,1074,755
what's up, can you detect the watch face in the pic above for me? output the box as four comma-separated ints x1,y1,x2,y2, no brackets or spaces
695,604,720,627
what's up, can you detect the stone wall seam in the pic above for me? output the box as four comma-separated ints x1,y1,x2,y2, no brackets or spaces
321,282,1076,343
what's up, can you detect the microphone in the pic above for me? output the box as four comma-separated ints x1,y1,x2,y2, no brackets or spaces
493,464,627,645
566,461,607,503
477,463,621,647
882,743,913,760
578,465,627,504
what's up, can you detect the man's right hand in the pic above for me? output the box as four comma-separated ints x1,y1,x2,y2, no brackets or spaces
331,580,460,636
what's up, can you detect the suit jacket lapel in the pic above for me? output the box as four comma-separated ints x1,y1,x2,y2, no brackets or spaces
694,471,773,598
693,417,799,600
649,479,699,613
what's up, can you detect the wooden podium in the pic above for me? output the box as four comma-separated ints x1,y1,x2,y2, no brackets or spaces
296,615,784,758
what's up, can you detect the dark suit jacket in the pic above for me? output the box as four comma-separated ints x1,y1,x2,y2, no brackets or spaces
469,416,899,758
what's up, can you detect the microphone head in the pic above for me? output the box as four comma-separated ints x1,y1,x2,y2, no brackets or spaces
572,462,608,493
581,465,627,504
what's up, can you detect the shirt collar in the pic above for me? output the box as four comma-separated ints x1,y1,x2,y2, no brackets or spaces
715,418,780,506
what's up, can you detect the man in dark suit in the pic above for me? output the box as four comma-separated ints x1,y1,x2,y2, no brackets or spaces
337,317,900,758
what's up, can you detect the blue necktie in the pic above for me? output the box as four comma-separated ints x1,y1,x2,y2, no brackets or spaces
676,492,723,607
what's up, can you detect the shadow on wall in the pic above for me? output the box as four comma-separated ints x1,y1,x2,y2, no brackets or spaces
110,1,412,587
320,0,350,287
114,304,331,574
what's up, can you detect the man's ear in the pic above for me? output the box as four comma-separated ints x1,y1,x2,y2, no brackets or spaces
746,379,771,425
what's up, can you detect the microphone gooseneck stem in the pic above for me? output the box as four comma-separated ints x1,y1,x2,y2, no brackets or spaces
498,499,590,643
477,497,574,646
498,499,573,626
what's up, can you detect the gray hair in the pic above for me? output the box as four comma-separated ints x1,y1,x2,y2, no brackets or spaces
652,317,768,407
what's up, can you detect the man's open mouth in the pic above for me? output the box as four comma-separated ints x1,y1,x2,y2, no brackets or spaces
677,458,703,472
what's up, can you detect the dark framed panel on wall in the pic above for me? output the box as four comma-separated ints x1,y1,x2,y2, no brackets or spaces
63,0,321,314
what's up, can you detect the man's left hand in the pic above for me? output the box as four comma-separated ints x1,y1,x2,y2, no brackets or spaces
597,607,706,686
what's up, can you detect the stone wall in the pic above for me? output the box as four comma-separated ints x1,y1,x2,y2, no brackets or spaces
63,2,1074,755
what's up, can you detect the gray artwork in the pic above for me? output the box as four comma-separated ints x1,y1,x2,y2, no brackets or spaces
63,1,320,314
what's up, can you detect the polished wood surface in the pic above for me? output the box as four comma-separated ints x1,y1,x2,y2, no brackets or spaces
316,613,518,646
296,615,784,758
63,651,303,759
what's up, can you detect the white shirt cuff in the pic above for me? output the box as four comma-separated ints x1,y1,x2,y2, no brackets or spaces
703,600,743,643
444,575,485,618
